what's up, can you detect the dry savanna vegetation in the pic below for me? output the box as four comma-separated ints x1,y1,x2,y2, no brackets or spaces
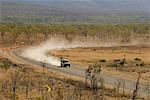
0,57,143,100
51,46,150,81
0,23,149,48
0,23,150,100
1,0,150,99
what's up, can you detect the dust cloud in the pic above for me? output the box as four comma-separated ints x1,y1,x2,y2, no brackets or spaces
21,37,149,66
21,38,93,66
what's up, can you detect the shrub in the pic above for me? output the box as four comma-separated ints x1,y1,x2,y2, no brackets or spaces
0,58,12,70
109,59,126,67
140,62,145,66
134,58,141,61
114,59,121,62
99,59,106,62
108,63,120,67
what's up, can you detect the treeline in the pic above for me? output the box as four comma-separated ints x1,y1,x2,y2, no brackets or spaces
0,23,149,47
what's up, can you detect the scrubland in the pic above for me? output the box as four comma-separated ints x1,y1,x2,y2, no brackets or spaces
0,24,149,47
0,23,150,99
1,57,141,100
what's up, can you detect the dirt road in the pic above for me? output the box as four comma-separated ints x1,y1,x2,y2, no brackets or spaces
7,48,149,98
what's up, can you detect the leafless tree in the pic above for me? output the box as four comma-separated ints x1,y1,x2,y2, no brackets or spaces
85,64,101,89
85,63,105,100
132,72,141,100
116,80,121,95
122,81,125,96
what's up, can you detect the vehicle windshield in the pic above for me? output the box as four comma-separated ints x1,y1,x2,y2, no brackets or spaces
62,60,68,63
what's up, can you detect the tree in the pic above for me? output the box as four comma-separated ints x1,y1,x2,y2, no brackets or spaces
132,72,141,100
10,71,22,100
85,63,102,89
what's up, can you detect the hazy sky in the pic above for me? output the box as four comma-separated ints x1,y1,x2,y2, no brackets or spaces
2,0,148,1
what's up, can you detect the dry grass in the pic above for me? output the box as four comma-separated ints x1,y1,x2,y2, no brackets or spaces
51,46,150,81
52,46,150,66
0,57,138,100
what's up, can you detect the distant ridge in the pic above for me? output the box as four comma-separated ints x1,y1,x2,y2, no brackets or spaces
1,0,149,24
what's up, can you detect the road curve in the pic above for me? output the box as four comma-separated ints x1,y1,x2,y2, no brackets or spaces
9,49,149,98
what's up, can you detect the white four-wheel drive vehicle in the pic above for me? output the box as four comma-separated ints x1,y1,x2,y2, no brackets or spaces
60,58,70,67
